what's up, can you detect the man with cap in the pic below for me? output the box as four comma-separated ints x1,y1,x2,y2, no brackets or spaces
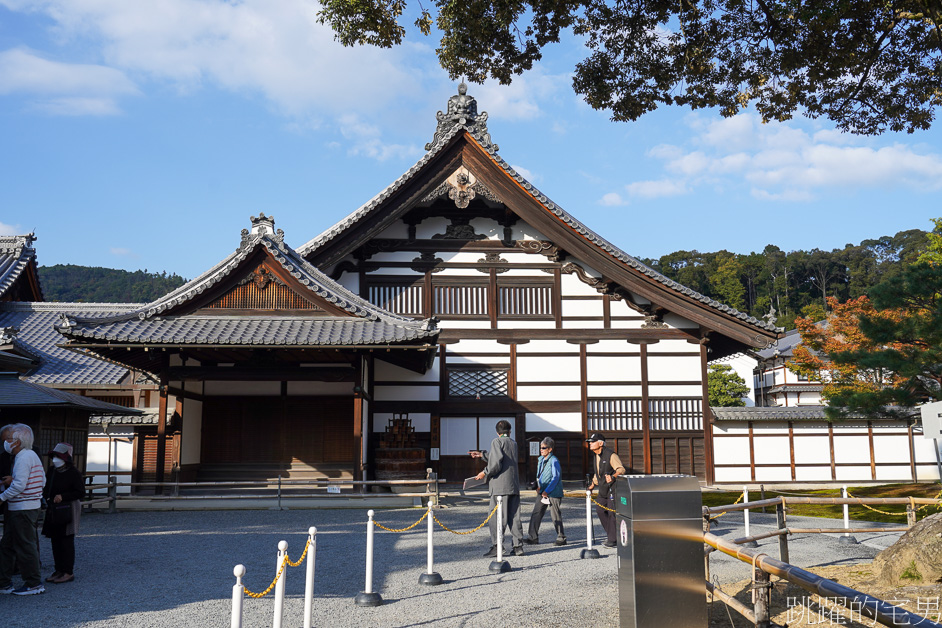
585,433,625,548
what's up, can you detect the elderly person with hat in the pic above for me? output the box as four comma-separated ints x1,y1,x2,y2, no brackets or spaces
585,433,625,549
41,442,83,584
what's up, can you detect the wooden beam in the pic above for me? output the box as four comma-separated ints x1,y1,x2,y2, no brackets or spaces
156,382,168,494
700,343,716,485
641,344,652,475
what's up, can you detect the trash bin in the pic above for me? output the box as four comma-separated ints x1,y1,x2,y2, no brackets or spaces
614,474,706,628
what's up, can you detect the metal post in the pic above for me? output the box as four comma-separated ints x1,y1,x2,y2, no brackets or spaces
907,502,917,527
581,489,600,559
838,486,858,544
272,540,287,628
419,500,443,585
489,496,510,572
355,510,382,606
742,487,757,547
703,515,711,585
775,502,789,563
108,477,117,514
303,527,316,628
753,567,771,628
231,564,245,628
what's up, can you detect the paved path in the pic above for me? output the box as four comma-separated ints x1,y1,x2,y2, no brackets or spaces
2,496,905,628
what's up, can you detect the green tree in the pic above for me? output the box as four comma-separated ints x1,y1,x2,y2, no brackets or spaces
319,0,942,134
708,364,749,407
824,262,942,418
708,253,746,311
917,218,942,265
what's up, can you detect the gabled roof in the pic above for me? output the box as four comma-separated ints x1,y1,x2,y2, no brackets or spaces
296,85,781,349
754,328,802,360
0,372,140,414
0,303,133,385
56,214,438,347
0,234,43,301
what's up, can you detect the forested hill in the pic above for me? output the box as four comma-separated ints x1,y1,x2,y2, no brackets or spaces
38,265,188,303
639,227,930,329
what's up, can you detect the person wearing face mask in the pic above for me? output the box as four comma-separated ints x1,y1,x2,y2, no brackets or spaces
0,423,46,595
40,443,83,585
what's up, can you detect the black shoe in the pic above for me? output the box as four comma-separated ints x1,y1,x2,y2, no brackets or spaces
512,546,525,556
523,537,538,545
603,540,617,548
483,545,498,557
554,538,567,546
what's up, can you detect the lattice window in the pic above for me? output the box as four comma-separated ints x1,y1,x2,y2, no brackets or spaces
207,282,321,310
369,283,424,316
649,398,702,431
434,283,488,318
498,283,554,319
588,398,644,431
588,398,703,431
448,367,509,398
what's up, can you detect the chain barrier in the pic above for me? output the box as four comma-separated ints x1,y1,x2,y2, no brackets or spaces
243,538,311,598
590,494,617,513
845,488,942,517
372,509,429,532
433,503,499,535
709,491,745,521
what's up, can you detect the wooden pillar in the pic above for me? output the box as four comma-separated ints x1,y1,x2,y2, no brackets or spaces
580,342,589,478
640,343,652,475
156,383,168,494
353,355,365,491
828,422,837,480
699,342,715,485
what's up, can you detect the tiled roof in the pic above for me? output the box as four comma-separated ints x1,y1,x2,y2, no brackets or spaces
57,215,438,346
89,407,165,425
766,383,824,393
755,328,802,359
297,88,780,336
0,373,139,414
711,405,916,421
0,234,42,300
0,302,134,384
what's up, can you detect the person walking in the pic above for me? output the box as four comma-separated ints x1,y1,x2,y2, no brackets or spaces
524,436,566,546
470,420,525,556
42,443,83,584
0,423,47,595
585,433,624,548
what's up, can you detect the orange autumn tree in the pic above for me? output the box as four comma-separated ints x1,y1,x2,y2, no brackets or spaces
788,296,906,406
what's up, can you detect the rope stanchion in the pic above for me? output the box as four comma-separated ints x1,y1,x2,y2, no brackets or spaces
303,527,317,628
489,496,510,573
419,501,443,586
243,557,288,599
372,509,429,532
273,540,287,628
581,489,601,560
433,502,499,534
355,510,383,607
231,565,245,628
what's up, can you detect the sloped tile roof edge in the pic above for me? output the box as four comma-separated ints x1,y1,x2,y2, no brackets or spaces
296,111,779,336
711,405,918,421
0,375,142,414
0,234,43,300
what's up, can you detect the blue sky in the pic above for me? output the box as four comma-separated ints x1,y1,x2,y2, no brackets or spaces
1,0,941,280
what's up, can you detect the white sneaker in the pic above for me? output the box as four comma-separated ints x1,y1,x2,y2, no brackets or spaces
12,584,45,596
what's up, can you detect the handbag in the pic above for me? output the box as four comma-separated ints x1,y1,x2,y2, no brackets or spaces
47,503,73,526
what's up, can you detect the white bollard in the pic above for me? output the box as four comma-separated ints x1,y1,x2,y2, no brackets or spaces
231,564,245,628
838,486,858,544
273,540,287,628
744,486,750,538
355,510,382,606
419,501,443,585
488,496,510,572
580,489,600,559
303,527,316,628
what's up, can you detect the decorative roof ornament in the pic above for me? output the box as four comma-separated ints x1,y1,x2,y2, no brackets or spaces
425,82,498,152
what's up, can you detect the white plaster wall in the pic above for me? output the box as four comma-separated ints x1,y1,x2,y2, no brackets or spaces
446,339,503,353
517,356,580,382
375,359,441,382
835,466,874,482
833,435,872,464
414,217,450,239
516,385,582,401
87,434,134,494
439,320,492,329
508,224,548,241
792,436,831,464
500,320,558,329
795,466,833,481
712,436,752,465
872,435,912,463
447,353,510,366
560,271,601,295
561,300,604,317
366,250,425,263
590,340,639,354
754,467,793,482
586,385,643,397
374,384,439,401
587,355,641,382
647,356,701,382
753,436,791,464
525,412,582,432
663,313,698,329
468,218,503,238
180,399,202,465
523,339,583,353
337,270,359,295
609,319,645,330
876,466,916,481
204,381,280,396
365,267,423,277
714,466,750,483
649,384,702,397
711,353,759,406
373,412,430,433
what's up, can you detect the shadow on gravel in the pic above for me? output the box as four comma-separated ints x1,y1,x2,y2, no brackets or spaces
389,607,500,627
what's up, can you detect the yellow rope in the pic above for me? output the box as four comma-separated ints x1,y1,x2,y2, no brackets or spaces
434,503,499,535
372,509,429,532
844,488,942,517
243,539,312,597
709,491,745,521
590,494,617,513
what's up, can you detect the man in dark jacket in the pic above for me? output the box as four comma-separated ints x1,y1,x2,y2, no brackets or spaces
470,420,525,556
585,433,625,548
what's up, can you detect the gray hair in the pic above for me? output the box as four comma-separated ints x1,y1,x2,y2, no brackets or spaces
8,423,34,450
0,424,12,438
540,436,555,450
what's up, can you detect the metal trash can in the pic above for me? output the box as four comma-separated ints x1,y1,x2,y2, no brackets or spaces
614,474,706,628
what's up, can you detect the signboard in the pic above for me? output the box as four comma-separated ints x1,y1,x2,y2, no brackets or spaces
529,441,540,457
430,447,440,461
920,401,942,440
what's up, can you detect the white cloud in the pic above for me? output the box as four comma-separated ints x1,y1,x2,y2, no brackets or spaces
473,70,569,121
599,192,626,206
0,48,138,114
633,112,942,201
109,247,136,257
624,178,688,199
337,114,421,161
509,164,539,182
0,222,22,235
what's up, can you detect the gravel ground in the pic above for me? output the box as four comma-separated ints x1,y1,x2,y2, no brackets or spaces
2,496,906,628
